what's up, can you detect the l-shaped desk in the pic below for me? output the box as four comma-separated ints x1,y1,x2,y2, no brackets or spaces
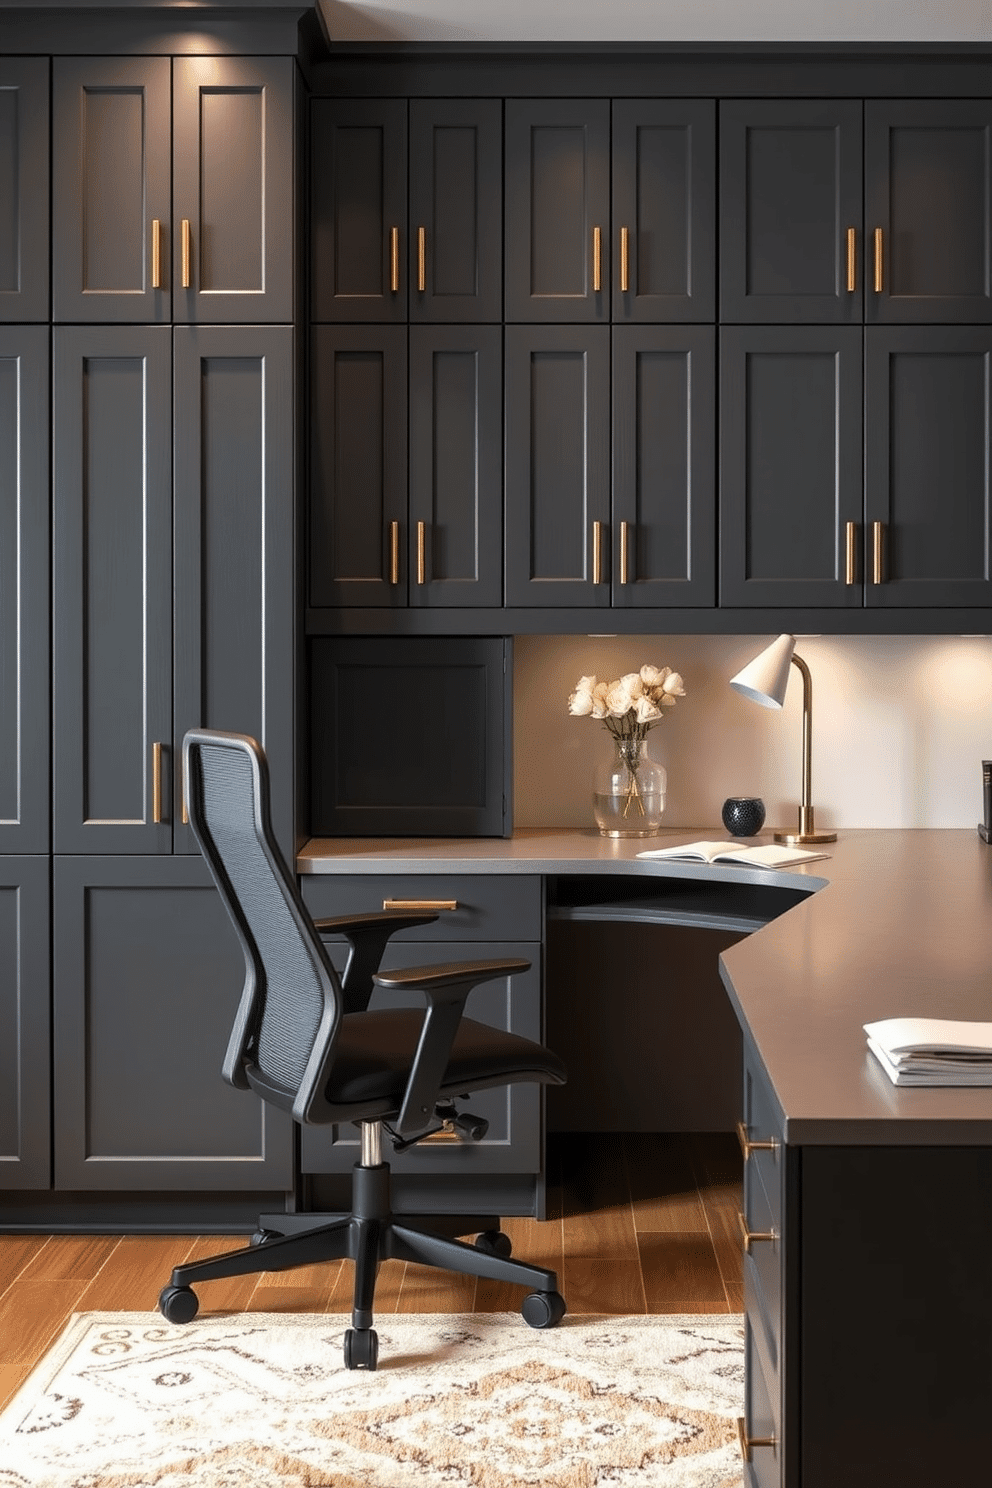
300,828,992,1488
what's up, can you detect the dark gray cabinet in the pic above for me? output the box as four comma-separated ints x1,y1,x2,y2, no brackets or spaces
0,327,49,853
53,855,292,1192
0,58,49,322
0,858,50,1189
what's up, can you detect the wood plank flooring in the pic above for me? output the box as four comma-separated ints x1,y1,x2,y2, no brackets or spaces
0,1132,742,1411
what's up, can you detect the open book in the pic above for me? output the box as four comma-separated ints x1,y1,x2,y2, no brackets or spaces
636,840,830,869
864,1017,992,1087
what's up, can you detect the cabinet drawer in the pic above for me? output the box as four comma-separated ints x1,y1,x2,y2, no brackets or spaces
742,1050,784,1233
301,874,543,943
743,1160,783,1389
743,1316,782,1488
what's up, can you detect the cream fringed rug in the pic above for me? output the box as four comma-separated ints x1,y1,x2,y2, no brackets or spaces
0,1312,745,1488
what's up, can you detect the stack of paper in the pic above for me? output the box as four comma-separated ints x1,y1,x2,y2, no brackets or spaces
864,1018,992,1087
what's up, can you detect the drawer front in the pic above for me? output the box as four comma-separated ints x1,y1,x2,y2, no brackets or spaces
743,1052,784,1233
743,1159,783,1386
302,873,543,943
743,1315,782,1488
300,940,543,1177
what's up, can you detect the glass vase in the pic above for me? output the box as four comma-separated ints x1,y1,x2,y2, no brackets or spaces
592,736,667,838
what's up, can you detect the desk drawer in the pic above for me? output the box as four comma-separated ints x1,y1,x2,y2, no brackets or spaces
741,1053,784,1235
743,1315,782,1488
302,873,542,943
743,1160,783,1389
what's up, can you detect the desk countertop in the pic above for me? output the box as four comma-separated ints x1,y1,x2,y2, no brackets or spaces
299,829,992,1146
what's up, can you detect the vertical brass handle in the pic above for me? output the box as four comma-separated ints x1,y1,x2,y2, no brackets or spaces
736,1121,779,1161
620,520,631,585
620,226,629,293
845,521,858,585
846,226,856,292
389,520,400,585
417,520,426,585
872,520,885,584
873,226,883,293
390,226,400,293
736,1417,777,1464
417,227,426,293
152,742,163,825
151,218,162,290
592,521,604,584
592,226,602,293
737,1211,777,1255
181,219,191,289
181,787,188,826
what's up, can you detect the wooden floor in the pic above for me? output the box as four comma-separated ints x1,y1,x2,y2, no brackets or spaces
0,1132,742,1411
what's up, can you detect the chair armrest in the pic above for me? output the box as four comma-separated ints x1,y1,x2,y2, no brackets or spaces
373,958,532,1140
313,910,440,1014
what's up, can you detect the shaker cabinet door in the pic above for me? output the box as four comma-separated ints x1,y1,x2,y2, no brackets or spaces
0,858,50,1189
0,59,49,322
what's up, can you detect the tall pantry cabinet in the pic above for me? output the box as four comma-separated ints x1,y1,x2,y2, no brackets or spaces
0,51,298,1202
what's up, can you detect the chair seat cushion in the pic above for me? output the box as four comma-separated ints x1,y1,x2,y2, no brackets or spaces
324,1009,566,1109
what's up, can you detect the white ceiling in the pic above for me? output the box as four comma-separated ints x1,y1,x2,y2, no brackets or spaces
316,0,992,43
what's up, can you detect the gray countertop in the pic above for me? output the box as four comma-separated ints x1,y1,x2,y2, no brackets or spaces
299,829,992,1145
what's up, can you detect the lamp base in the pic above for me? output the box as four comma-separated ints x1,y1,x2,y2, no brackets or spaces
774,829,837,845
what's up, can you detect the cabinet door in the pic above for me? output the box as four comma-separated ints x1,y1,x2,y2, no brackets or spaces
309,325,408,608
173,57,294,325
612,99,715,323
409,325,502,607
52,57,171,324
720,100,863,324
53,855,292,1191
0,59,49,322
173,327,295,857
865,328,992,607
720,326,863,608
0,327,49,853
0,858,50,1189
612,326,715,607
504,99,610,323
53,326,173,853
504,325,610,608
311,97,407,323
409,98,502,323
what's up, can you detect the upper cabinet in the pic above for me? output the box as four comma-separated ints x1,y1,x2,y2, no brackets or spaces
0,59,49,322
52,56,294,324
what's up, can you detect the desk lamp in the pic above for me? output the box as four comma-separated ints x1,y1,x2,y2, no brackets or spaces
729,633,837,846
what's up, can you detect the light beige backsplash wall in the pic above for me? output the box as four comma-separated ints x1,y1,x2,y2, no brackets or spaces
513,635,992,831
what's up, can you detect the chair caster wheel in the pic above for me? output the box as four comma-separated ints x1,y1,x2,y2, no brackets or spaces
250,1228,280,1247
344,1327,378,1370
522,1290,566,1329
474,1229,512,1259
159,1285,199,1324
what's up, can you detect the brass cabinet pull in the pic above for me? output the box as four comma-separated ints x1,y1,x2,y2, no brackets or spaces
872,520,885,584
736,1121,779,1162
592,225,602,292
873,226,883,292
416,520,427,585
846,225,856,292
737,1210,777,1254
845,521,858,585
152,742,163,825
181,219,191,289
736,1417,777,1463
383,898,458,912
620,226,629,293
390,226,400,293
619,520,631,585
389,520,400,585
417,226,426,293
592,521,604,584
151,218,162,290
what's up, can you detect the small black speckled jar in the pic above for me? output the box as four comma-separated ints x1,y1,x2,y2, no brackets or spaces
721,797,766,837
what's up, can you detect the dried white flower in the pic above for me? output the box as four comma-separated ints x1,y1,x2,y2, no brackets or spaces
661,671,686,697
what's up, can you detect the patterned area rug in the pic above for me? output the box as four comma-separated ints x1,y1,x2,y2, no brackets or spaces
0,1312,745,1488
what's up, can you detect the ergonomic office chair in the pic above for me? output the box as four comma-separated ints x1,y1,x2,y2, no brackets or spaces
158,728,567,1369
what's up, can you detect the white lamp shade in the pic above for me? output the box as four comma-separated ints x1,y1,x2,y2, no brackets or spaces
729,633,796,709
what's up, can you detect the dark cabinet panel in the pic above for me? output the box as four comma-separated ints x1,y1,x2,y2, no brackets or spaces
409,325,502,607
865,328,992,606
0,59,49,322
409,98,502,323
720,326,863,608
866,101,992,324
504,99,610,323
0,328,49,853
310,325,408,608
53,855,292,1191
0,858,50,1189
173,326,295,856
720,100,864,324
53,326,173,853
311,97,407,323
173,57,295,325
505,325,611,607
612,326,715,607
53,57,171,324
612,99,715,323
